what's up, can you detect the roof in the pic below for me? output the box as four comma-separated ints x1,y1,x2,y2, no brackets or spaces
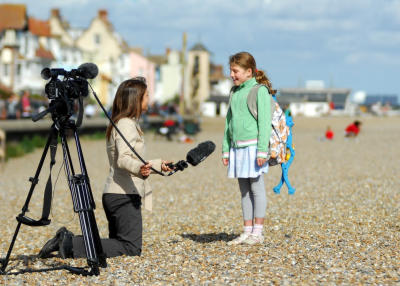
147,54,167,65
50,9,70,30
190,42,209,52
130,47,143,55
28,17,51,37
0,4,27,32
35,44,55,60
210,64,227,82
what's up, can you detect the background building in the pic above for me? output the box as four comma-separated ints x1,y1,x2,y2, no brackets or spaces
185,43,210,115
279,81,351,117
130,48,155,103
0,5,226,115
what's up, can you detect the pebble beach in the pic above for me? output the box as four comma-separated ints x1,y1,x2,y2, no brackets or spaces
0,116,399,285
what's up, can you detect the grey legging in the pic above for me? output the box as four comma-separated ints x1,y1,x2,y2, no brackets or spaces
238,176,266,220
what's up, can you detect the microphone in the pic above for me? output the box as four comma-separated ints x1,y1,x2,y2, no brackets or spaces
167,141,216,175
186,141,216,166
77,63,98,79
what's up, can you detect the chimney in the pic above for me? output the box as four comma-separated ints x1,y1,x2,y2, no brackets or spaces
166,47,171,56
51,9,60,18
98,10,108,21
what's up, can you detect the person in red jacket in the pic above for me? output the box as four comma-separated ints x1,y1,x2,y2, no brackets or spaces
345,120,362,137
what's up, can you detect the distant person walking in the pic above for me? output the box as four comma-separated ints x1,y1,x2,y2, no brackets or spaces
345,120,362,137
222,52,273,245
20,91,32,118
6,94,20,119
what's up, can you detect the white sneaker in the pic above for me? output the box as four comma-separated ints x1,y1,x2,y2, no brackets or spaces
227,233,251,245
244,234,264,245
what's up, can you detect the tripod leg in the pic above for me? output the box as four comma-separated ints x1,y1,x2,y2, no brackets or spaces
60,130,106,275
71,129,106,268
1,128,56,274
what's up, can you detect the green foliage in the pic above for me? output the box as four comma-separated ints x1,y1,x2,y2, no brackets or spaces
6,144,25,158
29,94,46,101
20,136,35,153
31,135,47,148
5,132,104,160
6,135,47,160
82,131,106,141
163,93,180,105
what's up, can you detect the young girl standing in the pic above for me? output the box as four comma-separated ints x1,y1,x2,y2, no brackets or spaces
223,52,274,245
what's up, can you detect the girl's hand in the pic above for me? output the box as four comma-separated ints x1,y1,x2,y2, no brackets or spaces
140,163,152,177
161,160,173,172
222,158,229,166
257,158,267,167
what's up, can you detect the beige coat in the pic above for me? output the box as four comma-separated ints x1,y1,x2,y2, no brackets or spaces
103,117,162,211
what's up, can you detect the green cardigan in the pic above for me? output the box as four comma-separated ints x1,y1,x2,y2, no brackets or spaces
222,77,272,159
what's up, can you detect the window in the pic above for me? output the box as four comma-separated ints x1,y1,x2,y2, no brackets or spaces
307,93,327,102
94,34,101,45
4,64,9,76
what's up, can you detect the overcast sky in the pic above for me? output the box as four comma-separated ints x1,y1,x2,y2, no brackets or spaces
2,0,400,98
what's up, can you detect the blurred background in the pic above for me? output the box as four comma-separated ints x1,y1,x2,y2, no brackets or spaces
0,0,399,159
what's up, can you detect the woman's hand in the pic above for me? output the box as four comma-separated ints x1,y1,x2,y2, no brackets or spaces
140,162,152,177
257,158,267,167
161,160,173,172
222,158,229,166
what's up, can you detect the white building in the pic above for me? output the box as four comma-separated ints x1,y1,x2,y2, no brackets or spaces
279,81,351,117
159,50,182,103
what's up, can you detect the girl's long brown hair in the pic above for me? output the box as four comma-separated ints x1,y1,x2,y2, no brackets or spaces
106,78,147,140
229,51,276,95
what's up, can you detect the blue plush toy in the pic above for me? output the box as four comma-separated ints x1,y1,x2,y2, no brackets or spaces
273,110,295,195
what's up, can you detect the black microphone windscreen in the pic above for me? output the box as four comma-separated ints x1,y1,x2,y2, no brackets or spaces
186,141,216,166
41,68,51,80
78,63,99,79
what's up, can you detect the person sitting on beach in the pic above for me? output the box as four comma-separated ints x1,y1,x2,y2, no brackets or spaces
38,77,172,259
345,120,361,137
222,52,273,245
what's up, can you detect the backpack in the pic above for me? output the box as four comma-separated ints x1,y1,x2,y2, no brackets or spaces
228,84,290,166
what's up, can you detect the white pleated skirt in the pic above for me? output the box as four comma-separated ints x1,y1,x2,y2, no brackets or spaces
227,145,269,178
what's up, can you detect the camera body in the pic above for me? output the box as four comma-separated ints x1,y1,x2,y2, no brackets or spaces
39,63,98,123
45,76,88,100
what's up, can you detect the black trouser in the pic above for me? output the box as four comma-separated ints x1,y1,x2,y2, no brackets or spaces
72,193,142,258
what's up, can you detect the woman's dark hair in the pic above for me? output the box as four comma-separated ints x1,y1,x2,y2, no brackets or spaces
229,51,276,95
106,77,147,140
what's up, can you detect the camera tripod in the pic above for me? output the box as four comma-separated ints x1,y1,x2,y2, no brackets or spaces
0,119,107,276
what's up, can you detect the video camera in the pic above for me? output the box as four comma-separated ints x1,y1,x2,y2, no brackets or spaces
32,63,99,124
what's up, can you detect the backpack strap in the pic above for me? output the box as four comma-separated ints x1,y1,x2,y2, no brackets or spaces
247,85,261,119
246,84,275,121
